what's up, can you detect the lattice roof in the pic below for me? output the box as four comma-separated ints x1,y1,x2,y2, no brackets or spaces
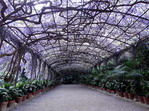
0,0,149,72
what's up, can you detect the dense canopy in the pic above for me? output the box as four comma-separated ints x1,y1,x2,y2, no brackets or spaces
0,0,149,80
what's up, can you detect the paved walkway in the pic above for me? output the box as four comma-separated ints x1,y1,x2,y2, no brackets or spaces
11,85,149,111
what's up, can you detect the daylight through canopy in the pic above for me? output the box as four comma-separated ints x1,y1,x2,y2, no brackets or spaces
0,0,149,80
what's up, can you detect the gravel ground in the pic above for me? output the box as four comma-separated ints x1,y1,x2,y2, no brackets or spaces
10,85,149,111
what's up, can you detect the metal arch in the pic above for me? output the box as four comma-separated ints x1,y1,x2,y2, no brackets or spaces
46,57,98,66
42,50,106,60
37,44,114,54
0,0,149,73
52,63,92,71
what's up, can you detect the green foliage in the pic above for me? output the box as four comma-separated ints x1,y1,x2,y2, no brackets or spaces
0,88,10,102
2,82,13,89
143,81,149,97
114,81,126,92
107,65,127,81
25,81,37,93
77,74,87,84
2,82,24,99
105,81,116,90
42,80,49,87
136,44,149,69
32,80,42,91
8,86,23,100
79,43,149,96
16,82,27,95
0,79,59,102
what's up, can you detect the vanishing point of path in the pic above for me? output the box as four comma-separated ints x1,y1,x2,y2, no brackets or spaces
11,85,149,111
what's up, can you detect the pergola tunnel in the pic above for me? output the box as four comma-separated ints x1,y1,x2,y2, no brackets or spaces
0,0,149,111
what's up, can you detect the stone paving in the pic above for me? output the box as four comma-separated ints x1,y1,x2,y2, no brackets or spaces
10,85,149,111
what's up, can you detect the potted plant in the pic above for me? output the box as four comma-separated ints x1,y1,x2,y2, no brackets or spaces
105,81,111,93
0,88,10,111
29,83,37,95
7,86,18,107
142,82,149,104
8,99,15,108
33,80,42,94
133,86,144,103
48,81,53,89
126,70,145,103
4,83,24,104
110,81,116,94
137,95,145,103
127,86,135,100
100,78,107,91
24,82,33,98
143,92,149,105
2,83,16,107
16,82,28,101
123,82,132,99
134,81,145,103
42,80,49,91
114,81,127,97
123,92,129,99
15,89,24,103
